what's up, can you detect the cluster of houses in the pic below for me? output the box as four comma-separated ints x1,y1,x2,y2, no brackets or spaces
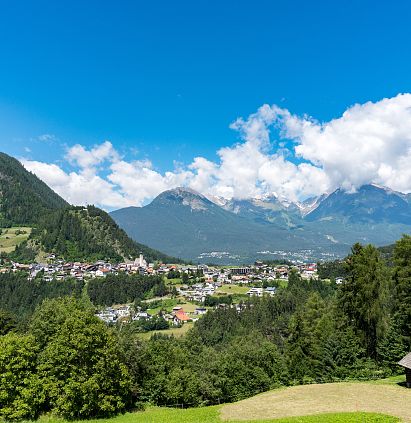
2,253,323,286
178,282,218,302
2,253,158,281
96,303,207,326
246,286,277,297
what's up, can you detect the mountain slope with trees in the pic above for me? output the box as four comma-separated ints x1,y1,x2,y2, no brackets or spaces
0,153,68,227
21,205,178,263
0,152,176,263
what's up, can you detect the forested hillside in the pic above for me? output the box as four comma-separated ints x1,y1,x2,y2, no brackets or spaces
25,205,177,263
0,152,177,263
0,153,68,227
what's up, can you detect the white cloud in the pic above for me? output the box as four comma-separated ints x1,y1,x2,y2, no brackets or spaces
277,93,411,193
22,159,130,208
20,93,411,209
66,140,119,170
37,134,57,142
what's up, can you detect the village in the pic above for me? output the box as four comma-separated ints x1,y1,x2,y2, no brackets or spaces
1,253,323,335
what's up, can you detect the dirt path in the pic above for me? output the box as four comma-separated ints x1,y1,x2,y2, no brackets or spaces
220,382,411,422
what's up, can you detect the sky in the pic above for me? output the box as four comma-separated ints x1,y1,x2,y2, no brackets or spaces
2,0,411,209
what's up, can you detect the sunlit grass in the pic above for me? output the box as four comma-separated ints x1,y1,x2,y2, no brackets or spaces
0,226,32,253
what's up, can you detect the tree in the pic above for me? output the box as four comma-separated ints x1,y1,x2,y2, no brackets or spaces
182,272,189,284
0,333,44,421
338,243,390,358
29,296,93,348
36,300,132,419
392,235,411,350
0,309,17,335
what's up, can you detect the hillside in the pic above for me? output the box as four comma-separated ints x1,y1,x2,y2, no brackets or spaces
221,380,409,422
0,152,68,226
26,205,177,263
32,381,403,422
0,152,176,263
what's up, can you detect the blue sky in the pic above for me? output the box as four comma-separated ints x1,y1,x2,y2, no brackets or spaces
2,1,411,209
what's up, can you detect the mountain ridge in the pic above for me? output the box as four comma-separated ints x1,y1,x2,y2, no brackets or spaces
111,184,411,263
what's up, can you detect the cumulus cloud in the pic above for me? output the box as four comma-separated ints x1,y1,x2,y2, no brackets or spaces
22,159,130,208
66,141,119,170
21,93,411,209
278,93,411,193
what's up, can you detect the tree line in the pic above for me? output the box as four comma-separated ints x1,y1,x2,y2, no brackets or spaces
0,272,167,324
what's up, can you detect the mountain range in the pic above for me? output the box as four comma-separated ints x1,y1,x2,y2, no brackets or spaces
110,184,411,263
2,150,409,264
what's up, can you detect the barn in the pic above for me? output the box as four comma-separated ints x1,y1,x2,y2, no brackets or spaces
398,352,411,388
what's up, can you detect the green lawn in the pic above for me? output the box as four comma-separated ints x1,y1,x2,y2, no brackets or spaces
147,299,200,316
216,284,250,295
136,322,194,340
30,379,408,423
166,277,182,285
36,409,398,423
146,298,179,315
0,226,32,253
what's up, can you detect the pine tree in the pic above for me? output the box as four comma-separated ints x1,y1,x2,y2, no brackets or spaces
338,243,390,359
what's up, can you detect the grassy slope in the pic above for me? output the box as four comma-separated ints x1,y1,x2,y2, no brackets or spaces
37,410,397,423
0,227,31,253
35,379,407,423
221,380,410,422
136,322,194,340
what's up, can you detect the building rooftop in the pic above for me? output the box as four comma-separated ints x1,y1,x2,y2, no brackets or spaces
398,352,411,370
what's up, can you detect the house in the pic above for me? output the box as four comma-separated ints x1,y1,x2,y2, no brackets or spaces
247,287,264,297
398,352,411,388
195,307,207,315
133,312,151,321
265,287,276,296
173,309,190,325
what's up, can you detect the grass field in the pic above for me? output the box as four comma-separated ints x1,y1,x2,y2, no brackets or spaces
136,322,194,340
36,408,398,423
146,298,179,314
147,300,199,315
166,278,183,285
216,284,250,295
220,381,411,422
0,226,31,253
31,379,409,423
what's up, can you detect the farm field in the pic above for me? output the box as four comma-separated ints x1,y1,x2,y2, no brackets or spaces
0,226,31,253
